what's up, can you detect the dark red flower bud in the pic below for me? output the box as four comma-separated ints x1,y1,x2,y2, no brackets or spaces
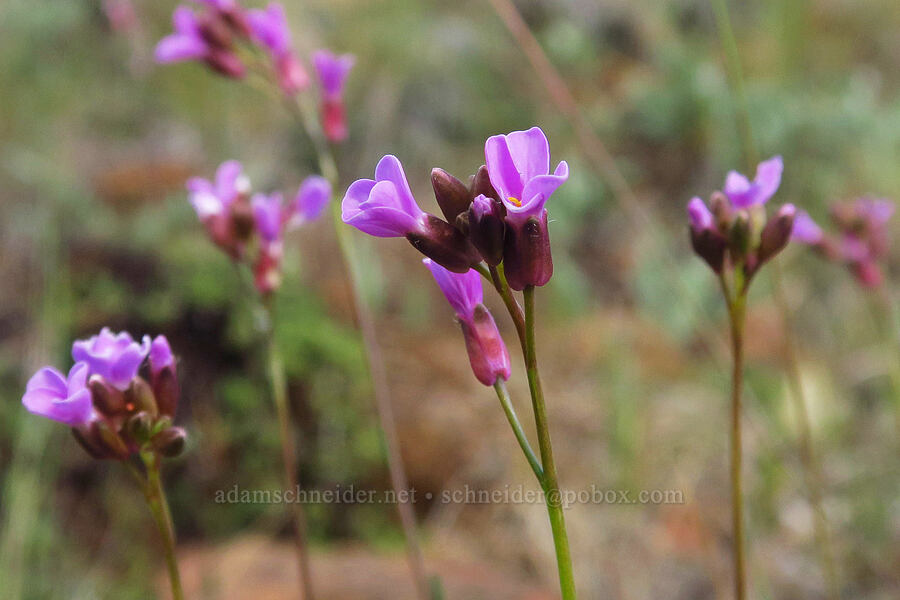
467,194,505,266
89,375,126,418
460,304,511,386
406,214,482,273
153,427,187,458
205,49,246,79
124,377,158,418
502,212,553,290
689,227,728,273
431,168,471,225
757,204,796,266
470,165,500,202
321,98,347,142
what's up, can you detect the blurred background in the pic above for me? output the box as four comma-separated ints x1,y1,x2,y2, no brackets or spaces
1,0,899,598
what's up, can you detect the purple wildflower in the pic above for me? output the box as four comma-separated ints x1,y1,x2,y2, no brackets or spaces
722,155,783,208
22,363,93,426
289,176,331,227
72,328,151,390
187,160,249,220
423,259,511,386
155,5,245,77
342,155,427,237
313,50,354,141
251,192,285,243
791,210,824,245
247,3,308,94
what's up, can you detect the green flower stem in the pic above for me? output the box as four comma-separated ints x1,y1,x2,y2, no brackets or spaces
720,274,747,600
489,265,527,354
136,454,184,600
262,300,316,600
523,286,577,600
288,94,433,600
493,379,543,482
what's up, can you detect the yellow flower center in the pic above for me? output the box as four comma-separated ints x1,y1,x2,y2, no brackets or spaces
508,196,522,207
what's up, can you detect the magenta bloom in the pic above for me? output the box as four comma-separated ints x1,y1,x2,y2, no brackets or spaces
72,328,151,390
289,176,332,227
723,155,783,208
155,6,245,77
187,160,249,220
342,155,426,237
251,192,285,243
484,127,567,289
424,259,511,386
313,49,354,141
247,3,309,94
484,127,569,224
791,210,824,245
22,363,93,426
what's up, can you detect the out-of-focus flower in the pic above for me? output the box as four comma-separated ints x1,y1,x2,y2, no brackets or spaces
155,5,246,77
248,3,308,94
289,176,331,227
799,197,896,288
423,259,510,386
343,155,480,272
687,158,795,279
722,156,783,208
72,328,151,390
252,192,285,243
485,127,568,290
313,50,354,141
22,363,93,426
187,160,254,258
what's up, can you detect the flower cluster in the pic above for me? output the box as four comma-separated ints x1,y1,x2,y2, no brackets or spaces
342,126,566,385
342,126,568,289
156,1,353,140
22,329,185,460
687,156,796,280
793,197,895,288
187,160,331,296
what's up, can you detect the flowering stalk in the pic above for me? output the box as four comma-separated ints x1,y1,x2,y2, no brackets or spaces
523,285,576,600
718,271,747,600
132,451,184,600
262,298,316,600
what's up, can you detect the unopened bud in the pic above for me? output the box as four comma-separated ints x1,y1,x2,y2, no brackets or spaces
431,168,471,225
406,214,482,273
710,191,732,232
153,427,187,458
757,204,796,265
125,377,158,418
127,411,154,442
460,304,511,386
470,165,500,202
467,195,505,266
689,227,727,273
89,375,125,417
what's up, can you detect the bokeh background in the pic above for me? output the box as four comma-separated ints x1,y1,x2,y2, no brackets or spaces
1,0,899,598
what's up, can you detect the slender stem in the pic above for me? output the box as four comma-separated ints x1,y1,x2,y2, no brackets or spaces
489,265,527,355
723,283,747,600
288,93,432,600
871,288,900,434
262,301,316,600
493,379,544,483
139,454,184,600
523,286,577,600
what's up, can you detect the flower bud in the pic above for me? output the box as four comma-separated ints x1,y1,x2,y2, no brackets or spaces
757,204,796,265
431,168,471,225
153,427,187,458
205,48,246,79
124,377,157,418
689,227,727,273
321,98,347,142
729,212,751,262
76,419,131,460
89,375,126,418
710,191,732,232
198,12,234,49
470,165,500,202
460,304,511,386
254,242,284,296
149,336,179,418
406,215,482,273
127,411,154,443
502,212,553,291
467,195,505,266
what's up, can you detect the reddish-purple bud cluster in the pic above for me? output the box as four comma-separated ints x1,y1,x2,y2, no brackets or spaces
687,156,796,281
342,127,567,288
792,197,894,288
156,2,354,141
22,330,185,461
187,161,331,297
